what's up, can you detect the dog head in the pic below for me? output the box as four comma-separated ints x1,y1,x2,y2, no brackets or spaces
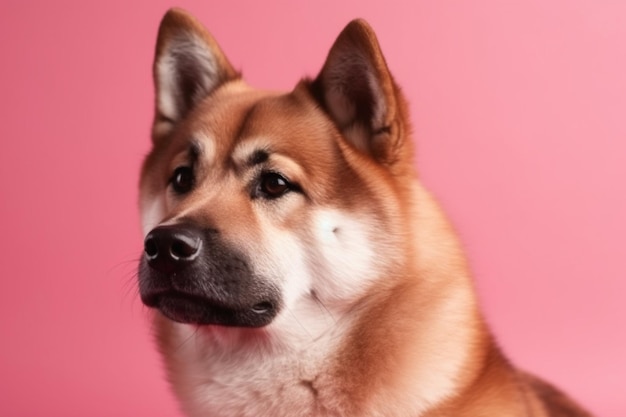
138,9,416,330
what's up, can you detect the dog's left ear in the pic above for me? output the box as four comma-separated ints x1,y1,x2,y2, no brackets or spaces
312,19,411,169
152,8,239,140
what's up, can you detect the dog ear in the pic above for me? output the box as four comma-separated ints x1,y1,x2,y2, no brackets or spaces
152,8,239,140
312,19,410,168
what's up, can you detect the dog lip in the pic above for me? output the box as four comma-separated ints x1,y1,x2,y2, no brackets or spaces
143,290,279,327
143,290,205,308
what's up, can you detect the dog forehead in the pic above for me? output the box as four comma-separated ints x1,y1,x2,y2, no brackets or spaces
185,82,273,147
188,82,337,162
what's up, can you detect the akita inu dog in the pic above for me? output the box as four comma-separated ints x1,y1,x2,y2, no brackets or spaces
138,8,592,417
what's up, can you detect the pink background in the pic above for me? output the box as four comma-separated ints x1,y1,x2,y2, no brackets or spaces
1,1,624,416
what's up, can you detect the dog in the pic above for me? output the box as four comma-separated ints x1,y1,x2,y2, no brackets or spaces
137,8,592,417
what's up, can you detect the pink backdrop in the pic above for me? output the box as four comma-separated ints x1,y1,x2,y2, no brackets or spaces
1,1,624,416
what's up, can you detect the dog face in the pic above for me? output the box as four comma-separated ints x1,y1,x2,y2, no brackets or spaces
138,9,415,330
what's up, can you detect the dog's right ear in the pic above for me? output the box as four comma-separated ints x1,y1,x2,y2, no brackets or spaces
152,8,239,140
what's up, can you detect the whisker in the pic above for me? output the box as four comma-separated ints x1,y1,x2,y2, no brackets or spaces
121,270,141,304
107,253,143,275
287,307,313,340
109,255,146,316
310,290,337,326
175,325,200,352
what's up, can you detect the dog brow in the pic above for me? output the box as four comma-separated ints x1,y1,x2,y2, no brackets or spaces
246,149,269,167
189,141,202,161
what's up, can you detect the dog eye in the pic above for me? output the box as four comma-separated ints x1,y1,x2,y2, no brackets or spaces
170,166,194,194
259,172,291,198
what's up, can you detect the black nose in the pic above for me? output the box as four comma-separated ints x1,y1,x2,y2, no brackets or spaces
144,224,203,273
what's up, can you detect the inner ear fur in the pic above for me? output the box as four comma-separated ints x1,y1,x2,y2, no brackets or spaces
152,8,239,140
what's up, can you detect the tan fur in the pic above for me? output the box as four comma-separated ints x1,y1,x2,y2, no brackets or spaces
138,8,593,417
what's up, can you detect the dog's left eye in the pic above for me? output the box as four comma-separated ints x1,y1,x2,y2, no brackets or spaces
259,172,291,199
170,166,194,194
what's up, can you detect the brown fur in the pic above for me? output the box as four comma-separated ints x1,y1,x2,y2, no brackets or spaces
138,8,593,417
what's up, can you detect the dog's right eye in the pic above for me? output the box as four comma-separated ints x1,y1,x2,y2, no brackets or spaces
170,166,194,194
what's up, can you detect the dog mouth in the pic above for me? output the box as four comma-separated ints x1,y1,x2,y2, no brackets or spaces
142,291,279,327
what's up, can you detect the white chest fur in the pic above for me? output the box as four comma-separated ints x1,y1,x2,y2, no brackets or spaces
157,313,347,417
